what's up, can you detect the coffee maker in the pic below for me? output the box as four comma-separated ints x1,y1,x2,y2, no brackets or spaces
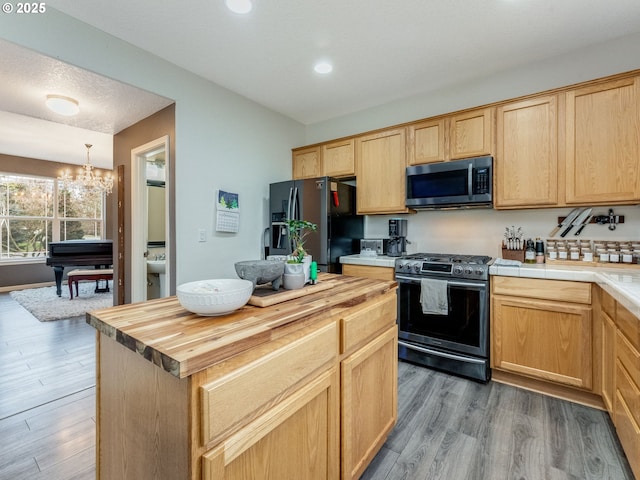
387,218,407,257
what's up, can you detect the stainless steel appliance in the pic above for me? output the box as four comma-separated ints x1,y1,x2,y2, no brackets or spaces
360,238,388,255
405,156,492,209
387,218,407,257
269,177,363,273
395,253,492,382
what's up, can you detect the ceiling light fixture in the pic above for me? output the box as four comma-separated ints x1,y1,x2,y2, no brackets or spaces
314,62,333,74
225,0,252,14
45,94,80,116
58,144,114,195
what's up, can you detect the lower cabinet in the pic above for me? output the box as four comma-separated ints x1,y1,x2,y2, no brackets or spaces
341,326,397,480
491,277,593,389
202,367,340,480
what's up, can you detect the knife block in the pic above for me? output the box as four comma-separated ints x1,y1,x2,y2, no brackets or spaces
501,246,525,262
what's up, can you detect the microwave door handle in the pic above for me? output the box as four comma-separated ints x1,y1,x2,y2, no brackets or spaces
467,163,473,199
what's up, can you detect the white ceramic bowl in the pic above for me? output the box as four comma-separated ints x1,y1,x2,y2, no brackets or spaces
176,279,253,316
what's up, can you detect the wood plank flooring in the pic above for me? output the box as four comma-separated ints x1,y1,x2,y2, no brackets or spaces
0,291,634,480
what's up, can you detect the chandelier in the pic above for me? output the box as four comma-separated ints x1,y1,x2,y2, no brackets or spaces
59,144,114,195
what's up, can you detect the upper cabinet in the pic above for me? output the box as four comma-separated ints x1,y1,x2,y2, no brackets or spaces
449,107,495,160
495,95,559,208
355,128,410,214
408,117,446,165
565,76,640,205
322,138,355,177
408,108,494,166
292,146,322,179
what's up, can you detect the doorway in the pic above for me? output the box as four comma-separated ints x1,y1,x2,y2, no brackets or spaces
131,135,171,302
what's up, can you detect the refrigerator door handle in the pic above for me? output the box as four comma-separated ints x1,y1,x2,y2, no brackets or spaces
292,187,299,220
286,187,294,221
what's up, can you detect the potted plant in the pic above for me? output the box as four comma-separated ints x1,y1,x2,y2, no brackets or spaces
284,219,317,284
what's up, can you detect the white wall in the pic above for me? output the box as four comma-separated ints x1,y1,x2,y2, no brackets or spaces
0,9,305,284
365,206,640,259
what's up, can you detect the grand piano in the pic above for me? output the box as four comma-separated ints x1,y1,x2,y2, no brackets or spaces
46,239,113,296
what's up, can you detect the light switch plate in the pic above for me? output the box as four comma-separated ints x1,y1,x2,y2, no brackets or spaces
198,229,207,242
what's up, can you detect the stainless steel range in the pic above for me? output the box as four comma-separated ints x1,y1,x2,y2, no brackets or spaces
395,253,492,382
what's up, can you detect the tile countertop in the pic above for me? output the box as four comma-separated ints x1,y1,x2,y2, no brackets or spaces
490,262,640,318
340,254,398,268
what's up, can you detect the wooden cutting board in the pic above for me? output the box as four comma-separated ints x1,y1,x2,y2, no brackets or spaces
248,281,335,307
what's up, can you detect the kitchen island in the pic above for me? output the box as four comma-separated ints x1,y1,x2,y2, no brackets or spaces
87,273,398,480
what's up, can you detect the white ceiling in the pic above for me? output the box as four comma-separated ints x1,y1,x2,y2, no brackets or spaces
45,0,640,124
2,0,640,168
0,39,173,169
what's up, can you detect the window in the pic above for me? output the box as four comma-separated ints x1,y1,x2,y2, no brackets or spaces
0,174,105,261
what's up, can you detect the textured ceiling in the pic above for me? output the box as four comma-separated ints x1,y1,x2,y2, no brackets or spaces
0,39,173,168
46,0,640,125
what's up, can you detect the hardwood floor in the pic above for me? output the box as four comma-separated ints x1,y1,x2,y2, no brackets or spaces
0,292,634,480
0,292,96,479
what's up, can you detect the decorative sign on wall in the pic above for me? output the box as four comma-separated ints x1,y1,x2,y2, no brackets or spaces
216,189,240,233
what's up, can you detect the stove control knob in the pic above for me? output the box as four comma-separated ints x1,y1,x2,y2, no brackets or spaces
396,261,406,270
464,267,473,275
412,263,421,273
475,268,485,276
453,265,464,275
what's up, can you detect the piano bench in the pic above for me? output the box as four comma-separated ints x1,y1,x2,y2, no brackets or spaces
68,269,114,299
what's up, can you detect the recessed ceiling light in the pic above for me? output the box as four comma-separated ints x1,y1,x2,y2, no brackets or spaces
46,94,79,116
314,62,333,75
225,0,252,14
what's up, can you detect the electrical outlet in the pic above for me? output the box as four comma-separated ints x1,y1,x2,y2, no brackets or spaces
198,229,207,242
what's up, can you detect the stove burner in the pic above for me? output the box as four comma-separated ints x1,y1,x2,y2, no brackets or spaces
394,252,492,280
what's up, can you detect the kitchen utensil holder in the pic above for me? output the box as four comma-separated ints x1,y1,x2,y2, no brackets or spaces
501,246,525,262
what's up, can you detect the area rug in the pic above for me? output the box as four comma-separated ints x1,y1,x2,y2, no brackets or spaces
10,283,113,322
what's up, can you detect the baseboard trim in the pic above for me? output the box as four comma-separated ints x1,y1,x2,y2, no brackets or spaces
0,282,56,293
492,369,606,410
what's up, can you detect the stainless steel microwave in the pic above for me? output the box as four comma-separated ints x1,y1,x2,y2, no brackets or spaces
405,156,492,209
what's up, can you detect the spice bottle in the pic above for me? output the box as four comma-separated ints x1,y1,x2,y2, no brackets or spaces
524,239,536,264
535,238,545,264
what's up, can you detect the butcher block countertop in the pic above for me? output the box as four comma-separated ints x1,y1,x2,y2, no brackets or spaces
87,273,396,379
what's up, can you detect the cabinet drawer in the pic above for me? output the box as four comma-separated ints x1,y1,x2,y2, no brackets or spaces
617,329,640,387
615,389,640,479
616,360,640,427
342,264,395,281
492,276,591,304
341,290,397,355
200,321,337,446
617,303,640,351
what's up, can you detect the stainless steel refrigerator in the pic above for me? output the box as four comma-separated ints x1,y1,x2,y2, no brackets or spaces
269,177,363,273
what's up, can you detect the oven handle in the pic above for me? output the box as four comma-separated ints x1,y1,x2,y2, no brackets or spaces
395,274,486,289
398,340,486,365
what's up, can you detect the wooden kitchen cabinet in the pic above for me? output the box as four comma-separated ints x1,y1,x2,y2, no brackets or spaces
292,145,322,179
355,127,411,214
408,117,446,165
492,276,593,389
323,138,355,177
448,107,494,160
600,288,617,413
495,95,560,208
565,75,640,205
339,290,397,480
342,264,395,281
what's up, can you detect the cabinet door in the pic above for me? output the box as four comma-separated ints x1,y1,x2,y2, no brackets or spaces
449,107,494,160
323,139,355,177
565,76,640,204
492,296,592,389
293,146,322,179
202,367,339,480
341,325,397,480
355,128,409,214
408,118,446,165
602,308,616,413
495,95,559,208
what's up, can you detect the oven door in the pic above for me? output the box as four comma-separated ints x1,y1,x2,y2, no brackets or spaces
396,274,489,358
